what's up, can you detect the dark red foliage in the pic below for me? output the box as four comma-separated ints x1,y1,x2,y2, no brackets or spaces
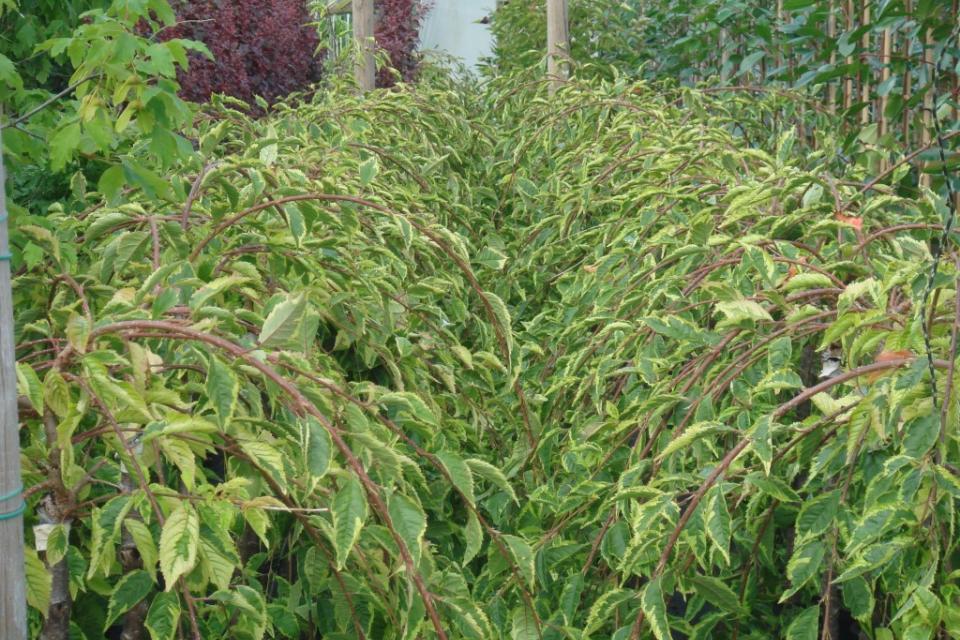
159,0,428,102
375,0,429,87
163,0,322,104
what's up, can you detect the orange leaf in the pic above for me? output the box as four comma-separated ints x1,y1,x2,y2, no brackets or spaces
874,349,914,363
866,350,914,382
834,213,863,231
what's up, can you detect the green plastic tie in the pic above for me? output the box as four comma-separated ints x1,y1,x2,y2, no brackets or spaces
0,502,25,521
0,485,21,502
0,486,24,521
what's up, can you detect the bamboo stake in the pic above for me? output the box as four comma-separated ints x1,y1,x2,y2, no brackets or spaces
721,28,731,81
879,26,892,137
0,131,27,640
776,0,784,72
844,0,855,110
920,24,934,188
828,0,837,113
547,0,570,94
352,0,375,92
860,0,871,125
902,0,913,142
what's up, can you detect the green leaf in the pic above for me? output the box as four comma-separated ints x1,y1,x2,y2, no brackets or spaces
437,451,475,505
388,493,427,566
104,569,154,630
125,519,159,579
259,143,278,166
43,369,71,418
902,414,939,458
842,577,874,622
502,534,535,589
739,51,765,75
746,472,800,503
0,52,23,91
66,314,90,354
465,458,518,503
784,273,834,292
781,541,826,602
359,156,378,185
796,490,839,541
239,441,287,489
475,246,508,270
44,524,69,566
510,606,538,640
662,421,731,461
584,588,631,634
306,417,332,478
98,166,125,203
205,356,238,429
159,502,199,589
785,605,819,640
484,292,514,358
380,391,439,427
689,575,745,615
332,476,367,569
463,511,482,566
25,547,51,616
641,576,671,640
515,176,538,198
705,487,731,565
145,592,181,640
189,275,248,310
50,122,82,171
259,293,308,349
15,362,44,414
715,299,773,326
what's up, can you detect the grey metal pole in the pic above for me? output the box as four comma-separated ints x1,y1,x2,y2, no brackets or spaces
0,135,27,639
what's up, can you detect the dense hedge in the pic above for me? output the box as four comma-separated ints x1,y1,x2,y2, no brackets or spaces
14,68,960,638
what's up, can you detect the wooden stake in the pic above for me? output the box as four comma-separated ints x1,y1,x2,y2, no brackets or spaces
352,0,376,92
547,0,570,94
0,136,27,640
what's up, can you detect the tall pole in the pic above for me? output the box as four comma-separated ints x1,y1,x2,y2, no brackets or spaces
0,138,27,639
353,0,376,92
547,0,569,94
827,0,837,113
859,0,871,125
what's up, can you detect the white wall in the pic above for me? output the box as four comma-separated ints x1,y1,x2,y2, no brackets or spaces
419,0,496,72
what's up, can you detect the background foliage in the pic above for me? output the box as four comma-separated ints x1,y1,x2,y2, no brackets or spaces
159,0,323,104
